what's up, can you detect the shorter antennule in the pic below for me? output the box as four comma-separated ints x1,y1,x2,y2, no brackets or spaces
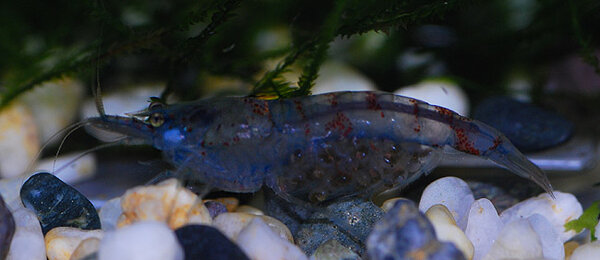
94,84,106,117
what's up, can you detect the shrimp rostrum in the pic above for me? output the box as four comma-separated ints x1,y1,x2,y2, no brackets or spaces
87,91,553,204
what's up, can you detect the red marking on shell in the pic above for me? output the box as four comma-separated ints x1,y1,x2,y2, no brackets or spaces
233,136,240,143
201,151,206,156
201,141,205,147
453,128,480,155
369,142,379,151
327,93,338,107
411,99,421,133
294,100,307,120
366,93,382,110
380,111,385,118
304,123,311,136
325,112,353,137
249,100,269,116
223,142,230,146
489,137,502,150
435,106,454,118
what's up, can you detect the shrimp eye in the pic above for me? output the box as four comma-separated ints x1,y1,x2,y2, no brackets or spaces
148,112,164,127
148,100,164,111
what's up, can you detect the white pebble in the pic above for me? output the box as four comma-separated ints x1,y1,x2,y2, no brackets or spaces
570,241,600,260
98,221,183,260
0,177,27,211
425,204,474,260
99,197,122,231
213,212,293,243
483,219,543,260
35,153,96,184
465,198,503,260
6,208,46,260
21,78,84,145
236,218,307,260
45,227,103,260
418,176,474,230
499,191,583,242
394,79,469,116
0,102,40,178
526,214,564,260
311,61,376,94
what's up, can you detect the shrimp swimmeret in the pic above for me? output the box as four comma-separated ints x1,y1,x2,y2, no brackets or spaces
86,91,553,204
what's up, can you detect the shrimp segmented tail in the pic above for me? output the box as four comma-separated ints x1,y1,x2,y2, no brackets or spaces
450,119,554,197
369,95,553,196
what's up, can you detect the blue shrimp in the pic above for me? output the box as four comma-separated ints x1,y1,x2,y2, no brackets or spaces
87,91,553,204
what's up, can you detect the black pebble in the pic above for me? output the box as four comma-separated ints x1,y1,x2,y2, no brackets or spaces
0,195,15,259
175,224,249,260
473,96,573,152
20,172,101,234
366,199,465,260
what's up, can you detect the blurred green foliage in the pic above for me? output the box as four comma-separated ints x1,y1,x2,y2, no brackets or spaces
0,0,598,107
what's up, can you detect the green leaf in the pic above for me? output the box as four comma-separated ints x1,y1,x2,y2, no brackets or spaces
564,201,600,241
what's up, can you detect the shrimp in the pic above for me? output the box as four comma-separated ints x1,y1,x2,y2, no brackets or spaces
86,91,553,204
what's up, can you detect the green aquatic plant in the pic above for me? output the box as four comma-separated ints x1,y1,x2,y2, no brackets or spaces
0,0,598,108
564,201,599,241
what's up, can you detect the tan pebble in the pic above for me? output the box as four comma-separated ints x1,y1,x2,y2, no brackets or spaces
0,102,39,178
425,204,457,226
564,241,579,260
118,178,211,229
69,238,100,260
236,205,264,215
433,223,474,260
213,212,255,240
45,227,103,260
426,204,473,260
213,212,293,243
381,198,411,212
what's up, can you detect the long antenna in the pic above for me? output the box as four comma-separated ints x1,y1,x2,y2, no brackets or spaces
93,25,106,118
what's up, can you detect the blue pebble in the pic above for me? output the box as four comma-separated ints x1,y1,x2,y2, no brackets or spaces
0,195,15,259
367,199,465,260
265,190,374,255
296,220,363,256
473,97,573,151
204,201,228,219
20,172,101,234
175,224,249,260
324,199,384,250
